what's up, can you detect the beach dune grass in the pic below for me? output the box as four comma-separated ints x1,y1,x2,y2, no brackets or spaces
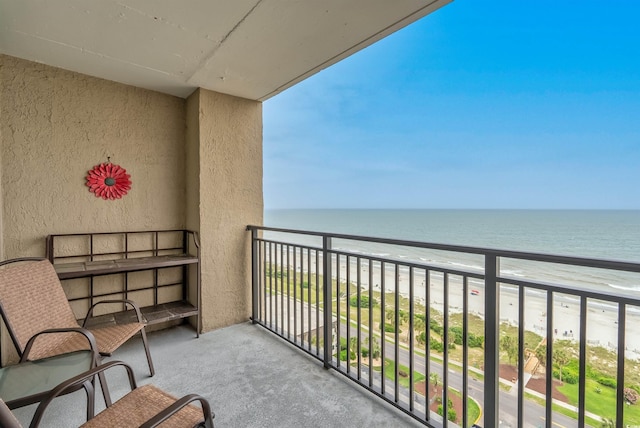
266,265,640,423
269,269,548,377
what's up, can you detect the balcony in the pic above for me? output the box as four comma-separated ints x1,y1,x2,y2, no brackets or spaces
11,322,422,427
246,226,640,427
6,226,640,427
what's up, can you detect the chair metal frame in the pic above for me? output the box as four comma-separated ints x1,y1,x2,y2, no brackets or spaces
0,257,155,407
1,361,215,428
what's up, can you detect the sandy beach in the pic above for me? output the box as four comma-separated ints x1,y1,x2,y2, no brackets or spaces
356,258,640,359
279,249,640,359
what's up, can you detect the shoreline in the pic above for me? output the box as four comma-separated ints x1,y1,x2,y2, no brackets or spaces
268,245,640,359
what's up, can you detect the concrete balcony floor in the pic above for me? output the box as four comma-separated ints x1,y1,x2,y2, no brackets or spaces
12,322,423,427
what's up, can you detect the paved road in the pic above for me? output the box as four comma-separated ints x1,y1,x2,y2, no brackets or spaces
339,323,588,427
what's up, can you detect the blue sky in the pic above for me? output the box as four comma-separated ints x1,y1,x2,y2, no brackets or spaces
263,1,640,210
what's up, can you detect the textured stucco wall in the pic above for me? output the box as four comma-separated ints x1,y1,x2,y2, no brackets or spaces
185,92,200,233
1,55,263,340
184,90,201,331
0,95,3,262
196,89,263,331
0,55,186,257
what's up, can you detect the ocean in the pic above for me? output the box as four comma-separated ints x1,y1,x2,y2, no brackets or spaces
264,209,640,297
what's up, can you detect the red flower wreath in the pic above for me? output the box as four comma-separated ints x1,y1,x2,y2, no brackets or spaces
86,163,131,200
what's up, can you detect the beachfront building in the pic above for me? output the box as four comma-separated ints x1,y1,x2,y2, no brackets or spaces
0,1,453,426
2,1,640,427
0,0,451,332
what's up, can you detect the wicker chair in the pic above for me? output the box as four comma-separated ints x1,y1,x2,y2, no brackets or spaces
0,258,154,378
1,361,215,428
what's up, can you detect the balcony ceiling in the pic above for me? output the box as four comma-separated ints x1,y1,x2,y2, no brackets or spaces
0,0,450,101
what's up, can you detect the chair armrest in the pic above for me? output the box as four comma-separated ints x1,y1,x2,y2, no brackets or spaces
0,257,47,267
29,361,136,428
0,399,22,428
40,360,136,396
21,327,99,364
83,299,145,325
139,394,215,428
28,381,95,428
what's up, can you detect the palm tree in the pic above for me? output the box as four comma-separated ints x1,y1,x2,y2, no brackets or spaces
553,349,570,382
429,372,441,403
396,310,411,341
364,336,381,360
349,337,359,360
600,417,615,428
535,344,547,367
446,329,457,349
413,316,426,346
430,372,440,388
501,335,518,365
414,316,426,335
385,309,395,322
399,309,409,326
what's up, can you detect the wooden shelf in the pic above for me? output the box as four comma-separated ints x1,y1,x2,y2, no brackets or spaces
53,255,199,279
84,301,199,328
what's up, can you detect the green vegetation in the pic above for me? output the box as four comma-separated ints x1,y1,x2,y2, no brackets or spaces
432,388,480,425
466,395,482,425
524,392,602,427
551,340,640,387
363,336,381,360
380,322,400,334
265,263,640,424
558,377,640,424
436,397,457,422
449,326,484,348
601,418,615,428
375,359,425,389
337,337,356,361
337,336,382,362
494,333,640,424
349,294,377,308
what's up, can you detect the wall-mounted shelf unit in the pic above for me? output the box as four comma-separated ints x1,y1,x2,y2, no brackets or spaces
46,230,200,335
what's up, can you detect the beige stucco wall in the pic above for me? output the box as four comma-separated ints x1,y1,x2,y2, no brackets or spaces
187,89,263,331
1,55,263,353
0,55,186,257
0,93,3,262
185,92,201,235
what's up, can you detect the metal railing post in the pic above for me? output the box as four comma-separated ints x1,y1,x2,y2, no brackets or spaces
250,227,259,324
323,236,332,369
484,252,500,427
